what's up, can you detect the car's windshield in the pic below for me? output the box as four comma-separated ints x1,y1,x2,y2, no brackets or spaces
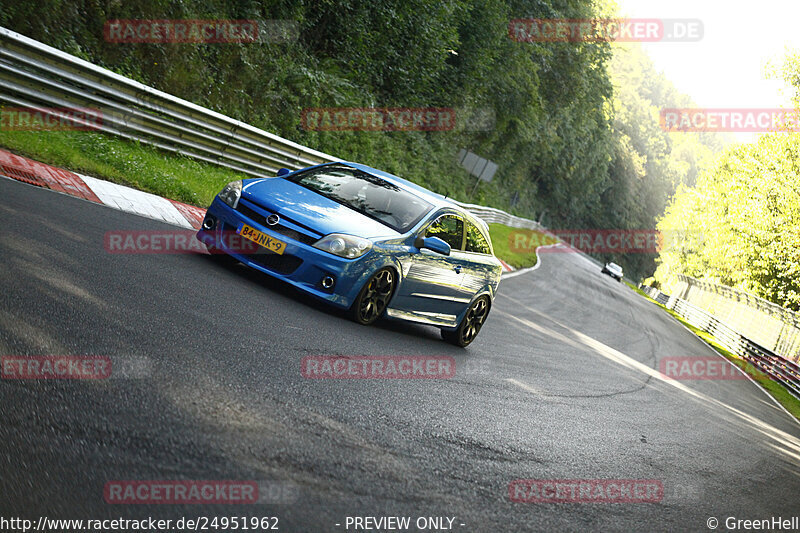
288,165,433,233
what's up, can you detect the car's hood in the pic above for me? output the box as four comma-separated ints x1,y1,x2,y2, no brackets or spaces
242,178,400,239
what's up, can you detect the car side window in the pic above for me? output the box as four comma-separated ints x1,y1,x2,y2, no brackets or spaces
465,222,491,254
425,215,463,250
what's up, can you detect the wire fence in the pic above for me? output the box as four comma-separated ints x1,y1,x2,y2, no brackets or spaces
666,274,800,363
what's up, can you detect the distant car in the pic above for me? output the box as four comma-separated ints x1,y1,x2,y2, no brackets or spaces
197,162,503,346
601,262,623,281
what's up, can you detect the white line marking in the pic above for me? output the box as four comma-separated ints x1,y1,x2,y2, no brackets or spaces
496,305,800,461
642,297,800,428
505,378,542,395
500,243,799,428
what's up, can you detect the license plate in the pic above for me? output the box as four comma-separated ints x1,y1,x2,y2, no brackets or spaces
237,223,286,255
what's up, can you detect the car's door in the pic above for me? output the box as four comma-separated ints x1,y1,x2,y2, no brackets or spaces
457,220,499,296
391,212,469,323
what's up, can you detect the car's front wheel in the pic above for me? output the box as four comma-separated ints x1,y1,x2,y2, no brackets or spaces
441,295,491,347
350,268,396,325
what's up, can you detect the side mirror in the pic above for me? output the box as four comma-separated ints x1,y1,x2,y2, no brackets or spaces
276,168,291,177
417,236,451,256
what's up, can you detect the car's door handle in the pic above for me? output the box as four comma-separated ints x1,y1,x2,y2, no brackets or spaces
454,265,462,274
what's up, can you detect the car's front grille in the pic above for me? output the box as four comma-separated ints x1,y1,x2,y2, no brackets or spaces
235,200,320,246
216,220,302,274
246,251,303,275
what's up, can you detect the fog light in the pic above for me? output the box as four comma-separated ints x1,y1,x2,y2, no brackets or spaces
321,276,335,289
202,214,216,230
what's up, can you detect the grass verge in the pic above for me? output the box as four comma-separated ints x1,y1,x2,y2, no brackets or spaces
632,285,800,421
0,130,244,207
488,224,556,269
0,130,539,267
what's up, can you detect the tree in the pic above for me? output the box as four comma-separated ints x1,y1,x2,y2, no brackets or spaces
655,134,800,310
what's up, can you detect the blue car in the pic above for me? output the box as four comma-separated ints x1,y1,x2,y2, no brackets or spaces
197,162,503,346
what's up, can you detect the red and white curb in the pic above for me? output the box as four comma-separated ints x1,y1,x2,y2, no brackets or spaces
0,149,205,230
500,243,563,279
498,259,515,273
0,148,516,271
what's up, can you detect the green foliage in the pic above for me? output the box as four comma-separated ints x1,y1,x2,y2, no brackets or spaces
766,47,800,110
655,134,800,311
597,43,723,280
0,0,722,282
0,129,240,206
487,223,548,269
0,0,614,216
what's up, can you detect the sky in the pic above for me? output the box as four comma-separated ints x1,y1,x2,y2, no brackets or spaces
616,0,800,143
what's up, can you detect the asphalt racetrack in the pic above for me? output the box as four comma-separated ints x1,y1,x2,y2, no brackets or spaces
1,176,799,531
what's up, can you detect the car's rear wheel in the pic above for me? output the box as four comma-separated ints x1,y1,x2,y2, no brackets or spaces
350,268,396,325
441,295,490,347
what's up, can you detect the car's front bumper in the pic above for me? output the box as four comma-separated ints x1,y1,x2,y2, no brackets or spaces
196,198,390,309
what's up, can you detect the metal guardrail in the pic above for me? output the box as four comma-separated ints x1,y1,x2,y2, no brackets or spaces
451,200,542,230
0,26,335,179
640,286,800,400
0,25,544,231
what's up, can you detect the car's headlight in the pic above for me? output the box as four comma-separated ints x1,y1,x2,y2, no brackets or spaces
313,234,372,259
218,180,242,208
